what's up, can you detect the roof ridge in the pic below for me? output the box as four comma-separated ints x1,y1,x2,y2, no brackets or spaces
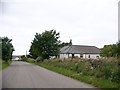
72,45,97,47
66,45,73,54
63,45,71,53
60,45,100,54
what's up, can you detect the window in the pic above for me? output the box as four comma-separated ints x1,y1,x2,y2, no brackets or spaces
96,56,99,59
88,55,90,58
72,54,74,58
80,54,83,58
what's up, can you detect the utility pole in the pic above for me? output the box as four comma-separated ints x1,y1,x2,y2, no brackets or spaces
0,38,2,62
26,51,27,58
118,1,120,41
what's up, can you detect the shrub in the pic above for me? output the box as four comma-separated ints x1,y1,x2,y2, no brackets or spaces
21,55,27,61
27,58,35,63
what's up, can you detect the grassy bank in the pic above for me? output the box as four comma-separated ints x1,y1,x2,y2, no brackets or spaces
26,58,119,89
0,60,12,70
38,63,118,89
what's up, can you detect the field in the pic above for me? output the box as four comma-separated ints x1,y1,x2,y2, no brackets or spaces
27,57,120,89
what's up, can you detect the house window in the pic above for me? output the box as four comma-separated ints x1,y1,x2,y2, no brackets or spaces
96,56,99,59
80,54,83,58
88,55,90,58
72,54,74,58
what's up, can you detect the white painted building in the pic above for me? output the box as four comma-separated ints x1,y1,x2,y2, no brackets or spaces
60,45,100,59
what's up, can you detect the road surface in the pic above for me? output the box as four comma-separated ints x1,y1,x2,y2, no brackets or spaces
2,61,96,88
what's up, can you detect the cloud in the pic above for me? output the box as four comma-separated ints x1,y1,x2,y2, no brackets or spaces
0,0,118,55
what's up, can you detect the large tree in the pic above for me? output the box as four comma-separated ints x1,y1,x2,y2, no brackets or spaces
29,30,60,60
0,37,15,61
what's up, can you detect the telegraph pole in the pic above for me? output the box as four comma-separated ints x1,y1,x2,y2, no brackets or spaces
118,1,120,41
26,51,27,58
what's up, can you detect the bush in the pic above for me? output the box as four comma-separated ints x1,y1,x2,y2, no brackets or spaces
21,55,27,61
27,58,35,64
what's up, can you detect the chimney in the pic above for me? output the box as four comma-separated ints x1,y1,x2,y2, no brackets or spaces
118,1,120,41
69,39,72,46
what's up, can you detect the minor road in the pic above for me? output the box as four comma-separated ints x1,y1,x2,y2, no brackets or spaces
2,61,96,88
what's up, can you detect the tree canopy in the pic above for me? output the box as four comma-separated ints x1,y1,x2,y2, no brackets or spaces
29,30,60,60
0,37,15,61
59,42,70,48
100,41,120,58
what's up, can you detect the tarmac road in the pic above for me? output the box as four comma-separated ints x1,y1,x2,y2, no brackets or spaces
2,61,96,88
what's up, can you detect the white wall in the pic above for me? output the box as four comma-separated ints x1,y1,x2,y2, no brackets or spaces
83,54,100,59
71,54,100,59
60,54,69,59
60,54,100,59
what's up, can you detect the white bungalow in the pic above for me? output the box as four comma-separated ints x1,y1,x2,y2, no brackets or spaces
60,45,100,59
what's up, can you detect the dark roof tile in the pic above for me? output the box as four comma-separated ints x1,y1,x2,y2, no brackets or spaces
60,45,100,54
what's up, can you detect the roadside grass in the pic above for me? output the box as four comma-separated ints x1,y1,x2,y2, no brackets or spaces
0,61,2,70
38,63,118,89
0,60,12,70
26,58,119,89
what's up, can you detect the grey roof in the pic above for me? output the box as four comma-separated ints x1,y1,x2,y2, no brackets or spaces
60,45,100,54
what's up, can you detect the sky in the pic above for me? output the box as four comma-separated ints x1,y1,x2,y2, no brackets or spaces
0,0,119,55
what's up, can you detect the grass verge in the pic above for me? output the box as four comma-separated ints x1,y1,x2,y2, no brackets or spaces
26,58,119,89
0,60,12,70
37,63,119,89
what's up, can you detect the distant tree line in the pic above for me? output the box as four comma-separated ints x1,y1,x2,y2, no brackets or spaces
100,41,120,58
0,37,15,62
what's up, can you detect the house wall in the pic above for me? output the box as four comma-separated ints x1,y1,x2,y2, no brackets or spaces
60,54,100,59
60,54,69,59
83,54,100,59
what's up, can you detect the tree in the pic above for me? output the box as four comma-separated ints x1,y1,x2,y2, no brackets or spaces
0,37,15,61
100,41,120,58
29,30,60,60
100,45,113,57
29,44,38,59
59,42,69,48
59,39,72,48
116,41,120,58
21,55,27,61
